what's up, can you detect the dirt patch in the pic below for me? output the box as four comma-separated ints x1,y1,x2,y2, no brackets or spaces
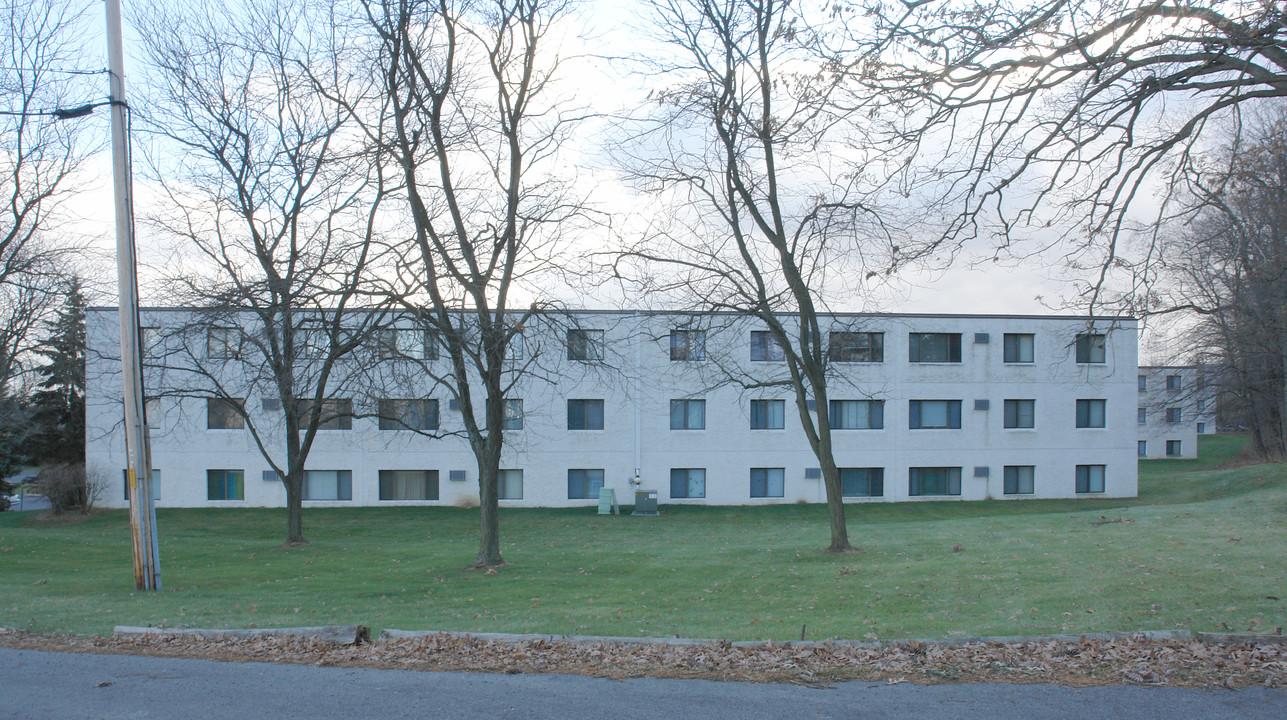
1,629,1283,687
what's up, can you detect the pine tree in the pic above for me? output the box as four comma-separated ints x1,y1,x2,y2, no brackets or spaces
30,278,86,464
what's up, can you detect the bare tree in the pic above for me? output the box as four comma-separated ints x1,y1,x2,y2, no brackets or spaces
137,0,388,545
358,0,590,567
615,0,923,553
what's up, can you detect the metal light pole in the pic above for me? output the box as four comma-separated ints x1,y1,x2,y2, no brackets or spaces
106,0,160,590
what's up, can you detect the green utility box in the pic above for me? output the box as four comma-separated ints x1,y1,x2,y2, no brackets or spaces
632,489,659,516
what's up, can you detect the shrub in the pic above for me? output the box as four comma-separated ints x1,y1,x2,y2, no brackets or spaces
35,464,99,514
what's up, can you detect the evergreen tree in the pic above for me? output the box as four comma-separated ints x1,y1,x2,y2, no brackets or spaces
30,278,85,464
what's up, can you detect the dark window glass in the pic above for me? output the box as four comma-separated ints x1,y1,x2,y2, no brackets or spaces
567,399,604,430
908,333,961,363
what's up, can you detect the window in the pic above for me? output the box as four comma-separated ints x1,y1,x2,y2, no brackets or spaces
207,398,245,429
670,399,706,430
1003,466,1035,495
207,469,244,501
297,327,330,358
1138,407,1147,424
567,329,604,361
1138,440,1148,457
1075,333,1106,363
377,328,435,360
828,332,883,362
749,331,785,361
207,327,240,359
909,400,962,429
379,470,439,501
670,329,705,361
670,468,706,499
750,399,785,429
567,399,604,430
1075,399,1106,428
829,400,884,429
909,467,961,496
840,467,884,497
1075,464,1105,494
1166,374,1182,391
378,399,439,431
1003,399,1035,429
1167,440,1182,457
1003,333,1034,363
1166,407,1182,423
504,399,524,430
296,398,353,430
908,333,961,363
507,332,525,361
1197,422,1206,434
122,469,161,501
750,468,785,498
568,469,605,499
498,469,523,499
1138,375,1147,391
304,470,352,501
1197,400,1207,414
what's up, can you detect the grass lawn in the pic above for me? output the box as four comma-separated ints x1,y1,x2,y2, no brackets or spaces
2,434,1284,641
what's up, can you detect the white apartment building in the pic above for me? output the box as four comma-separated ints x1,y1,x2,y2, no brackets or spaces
86,309,1140,508
1136,365,1218,459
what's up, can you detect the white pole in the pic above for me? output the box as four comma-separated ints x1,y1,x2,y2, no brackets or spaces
106,0,160,591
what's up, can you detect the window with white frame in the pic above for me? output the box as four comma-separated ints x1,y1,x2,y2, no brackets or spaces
207,398,245,429
1003,399,1035,429
670,468,706,498
498,469,523,499
670,329,705,361
295,398,353,430
304,470,352,501
670,399,706,430
207,469,244,501
909,467,961,496
840,467,883,497
1138,440,1147,456
1003,333,1034,363
1138,375,1147,391
504,399,524,430
377,328,435,360
829,400,884,429
749,399,785,429
749,331,785,361
749,468,784,498
567,399,604,430
567,329,604,361
1075,399,1106,428
567,469,605,499
908,333,961,363
378,399,439,431
1003,466,1034,495
1166,407,1182,423
1075,464,1105,494
1166,440,1182,457
1166,374,1182,391
909,400,961,429
207,327,241,359
378,470,439,501
828,331,883,362
1138,407,1147,424
1075,333,1106,363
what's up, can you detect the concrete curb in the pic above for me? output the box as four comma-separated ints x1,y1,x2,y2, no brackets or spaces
377,628,1195,649
113,625,369,645
1196,631,1287,645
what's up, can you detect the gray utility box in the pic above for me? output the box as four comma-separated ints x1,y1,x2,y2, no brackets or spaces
631,489,659,516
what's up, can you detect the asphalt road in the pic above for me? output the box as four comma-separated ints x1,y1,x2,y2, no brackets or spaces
2,648,1283,719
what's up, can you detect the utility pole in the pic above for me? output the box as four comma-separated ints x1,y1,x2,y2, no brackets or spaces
106,0,160,590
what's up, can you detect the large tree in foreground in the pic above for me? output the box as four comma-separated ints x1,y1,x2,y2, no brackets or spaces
138,0,388,545
359,0,588,567
618,0,922,553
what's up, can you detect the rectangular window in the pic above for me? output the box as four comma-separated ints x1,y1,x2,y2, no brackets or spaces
1075,399,1106,428
1002,399,1035,429
1138,407,1147,424
1138,440,1148,457
829,399,884,429
670,468,706,499
377,328,435,360
669,330,705,361
828,331,884,362
1167,440,1182,457
840,467,884,497
1003,333,1034,363
378,470,439,501
749,468,785,498
1166,407,1182,423
1197,400,1207,414
498,469,523,500
909,467,962,496
1166,374,1182,391
304,470,352,501
297,327,330,358
1138,375,1147,392
504,399,524,430
670,399,706,430
1075,464,1106,494
1003,466,1035,495
908,333,961,363
1197,422,1206,434
750,399,785,429
749,330,785,361
207,398,245,429
295,398,353,430
122,469,161,501
206,469,244,501
378,399,439,431
567,399,604,430
909,400,962,429
1075,333,1106,363
567,469,605,500
207,327,240,359
567,329,604,361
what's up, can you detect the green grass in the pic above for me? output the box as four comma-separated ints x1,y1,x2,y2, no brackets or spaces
2,434,1285,641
